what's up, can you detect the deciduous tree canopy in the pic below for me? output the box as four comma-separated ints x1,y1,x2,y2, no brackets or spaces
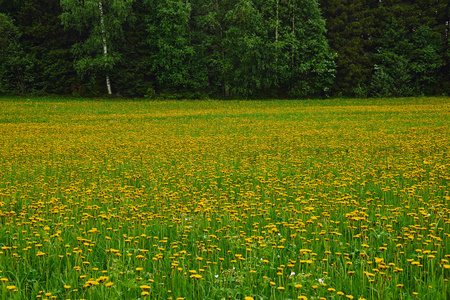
0,0,448,97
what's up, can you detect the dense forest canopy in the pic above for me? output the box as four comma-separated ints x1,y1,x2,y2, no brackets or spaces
0,0,448,98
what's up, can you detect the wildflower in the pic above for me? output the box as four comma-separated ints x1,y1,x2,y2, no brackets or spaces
85,280,99,286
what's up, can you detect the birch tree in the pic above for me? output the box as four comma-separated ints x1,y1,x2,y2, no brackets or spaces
60,0,134,94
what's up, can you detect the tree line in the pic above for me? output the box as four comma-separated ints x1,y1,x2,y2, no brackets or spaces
0,0,448,98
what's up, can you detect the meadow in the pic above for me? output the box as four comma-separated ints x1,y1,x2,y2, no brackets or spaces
0,97,449,300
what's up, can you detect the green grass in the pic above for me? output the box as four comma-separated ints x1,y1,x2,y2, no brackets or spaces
0,97,449,300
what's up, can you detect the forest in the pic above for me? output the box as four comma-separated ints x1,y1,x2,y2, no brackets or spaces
0,0,449,98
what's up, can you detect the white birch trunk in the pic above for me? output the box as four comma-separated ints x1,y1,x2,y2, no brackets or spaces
98,0,112,95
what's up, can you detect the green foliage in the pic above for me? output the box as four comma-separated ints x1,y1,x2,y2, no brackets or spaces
0,0,448,97
146,0,208,93
145,0,335,98
320,0,448,97
0,0,86,95
0,13,33,94
224,0,267,96
319,0,377,96
60,0,135,93
369,19,444,97
408,26,445,94
370,54,413,98
0,13,19,53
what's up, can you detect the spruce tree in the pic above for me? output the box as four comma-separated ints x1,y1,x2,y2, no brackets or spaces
0,13,33,94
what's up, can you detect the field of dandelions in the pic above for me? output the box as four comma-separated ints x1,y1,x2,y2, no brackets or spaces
0,97,449,300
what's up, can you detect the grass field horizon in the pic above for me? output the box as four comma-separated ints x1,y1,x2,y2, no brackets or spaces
0,97,449,299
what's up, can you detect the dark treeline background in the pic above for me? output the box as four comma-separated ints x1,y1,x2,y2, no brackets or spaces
0,0,449,98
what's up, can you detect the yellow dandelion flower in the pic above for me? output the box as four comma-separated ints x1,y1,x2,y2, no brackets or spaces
86,280,99,286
